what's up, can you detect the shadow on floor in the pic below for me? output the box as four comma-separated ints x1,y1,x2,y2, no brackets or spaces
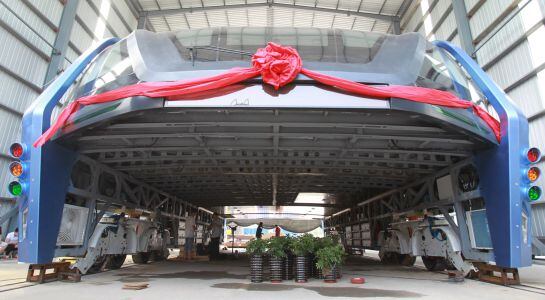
114,270,248,282
211,282,423,298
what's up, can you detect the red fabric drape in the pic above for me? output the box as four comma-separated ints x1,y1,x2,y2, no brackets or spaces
34,42,500,147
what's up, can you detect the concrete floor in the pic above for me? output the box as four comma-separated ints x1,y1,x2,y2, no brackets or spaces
1,252,545,299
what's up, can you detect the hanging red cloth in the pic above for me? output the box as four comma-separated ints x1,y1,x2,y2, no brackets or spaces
34,42,500,147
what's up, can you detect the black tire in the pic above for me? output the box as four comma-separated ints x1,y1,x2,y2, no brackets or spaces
445,258,457,270
107,254,127,269
400,254,416,266
132,252,151,264
422,256,447,271
150,250,168,261
87,256,107,274
378,251,400,265
378,250,390,264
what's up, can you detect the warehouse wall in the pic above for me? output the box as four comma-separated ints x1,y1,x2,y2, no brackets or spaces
0,0,136,226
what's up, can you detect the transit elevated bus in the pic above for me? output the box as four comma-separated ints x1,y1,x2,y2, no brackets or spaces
6,27,540,273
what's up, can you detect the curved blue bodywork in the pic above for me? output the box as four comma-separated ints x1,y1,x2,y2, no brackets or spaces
435,41,532,267
18,38,119,263
15,37,532,267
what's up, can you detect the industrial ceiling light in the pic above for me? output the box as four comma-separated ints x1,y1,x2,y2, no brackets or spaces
294,192,328,203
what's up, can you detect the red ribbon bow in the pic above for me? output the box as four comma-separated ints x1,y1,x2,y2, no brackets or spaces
34,42,500,147
252,42,302,90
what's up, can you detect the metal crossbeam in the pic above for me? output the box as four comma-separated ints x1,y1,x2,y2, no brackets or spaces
140,3,399,22
81,146,471,157
78,132,472,144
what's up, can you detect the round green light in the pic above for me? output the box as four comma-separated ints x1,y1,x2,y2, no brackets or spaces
528,186,542,201
8,181,22,196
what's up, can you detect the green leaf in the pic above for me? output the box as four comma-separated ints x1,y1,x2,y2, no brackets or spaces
246,238,268,255
315,245,346,271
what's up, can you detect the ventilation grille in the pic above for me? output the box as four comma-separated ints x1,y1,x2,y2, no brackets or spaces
56,204,89,246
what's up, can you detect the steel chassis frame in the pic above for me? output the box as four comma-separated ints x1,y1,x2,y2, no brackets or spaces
324,158,494,262
55,154,210,258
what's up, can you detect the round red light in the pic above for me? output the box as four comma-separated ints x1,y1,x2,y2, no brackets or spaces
527,148,541,163
9,143,23,158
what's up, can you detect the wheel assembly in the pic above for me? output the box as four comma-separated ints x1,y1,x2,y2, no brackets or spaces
422,256,447,271
132,252,151,264
399,254,416,266
107,254,127,269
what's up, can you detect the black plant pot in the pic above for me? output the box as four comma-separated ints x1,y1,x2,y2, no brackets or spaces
323,265,338,283
270,256,283,283
250,254,264,283
283,254,294,280
312,255,320,279
316,267,323,279
295,255,307,283
306,254,313,278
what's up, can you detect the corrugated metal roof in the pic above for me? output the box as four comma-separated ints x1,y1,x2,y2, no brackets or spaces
131,0,409,33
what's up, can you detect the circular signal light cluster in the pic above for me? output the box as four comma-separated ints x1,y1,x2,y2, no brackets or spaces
8,181,23,196
528,186,542,202
7,143,26,197
526,148,542,201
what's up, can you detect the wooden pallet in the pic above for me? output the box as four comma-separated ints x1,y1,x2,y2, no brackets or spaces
473,262,520,286
27,262,71,283
58,269,82,283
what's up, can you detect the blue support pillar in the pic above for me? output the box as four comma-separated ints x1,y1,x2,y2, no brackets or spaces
18,38,119,264
435,41,531,268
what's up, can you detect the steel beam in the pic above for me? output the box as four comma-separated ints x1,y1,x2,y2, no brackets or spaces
451,0,476,58
81,146,470,157
137,13,148,29
43,0,80,87
393,18,401,34
78,132,473,144
141,3,397,22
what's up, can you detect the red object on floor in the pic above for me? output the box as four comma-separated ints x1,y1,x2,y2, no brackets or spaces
351,277,365,284
34,42,501,147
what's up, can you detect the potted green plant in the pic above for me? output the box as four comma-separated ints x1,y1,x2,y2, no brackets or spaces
312,237,334,278
315,244,345,283
289,234,315,283
267,237,287,283
246,238,268,283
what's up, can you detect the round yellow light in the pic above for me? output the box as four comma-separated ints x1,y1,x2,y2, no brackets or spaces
528,167,540,182
9,162,23,177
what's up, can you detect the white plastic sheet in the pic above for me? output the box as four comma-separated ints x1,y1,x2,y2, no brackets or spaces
227,218,321,233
